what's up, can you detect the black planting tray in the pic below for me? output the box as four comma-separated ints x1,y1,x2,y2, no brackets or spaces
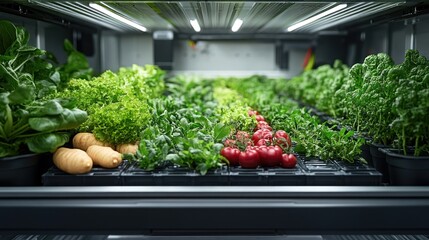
42,157,382,186
266,167,306,186
228,167,267,186
42,160,130,186
301,158,344,186
122,165,229,186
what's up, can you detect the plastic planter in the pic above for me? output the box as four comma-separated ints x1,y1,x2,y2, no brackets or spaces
369,143,390,183
301,158,344,185
360,142,373,167
380,148,429,186
42,161,128,186
266,167,306,186
0,153,42,186
228,167,267,186
334,160,381,186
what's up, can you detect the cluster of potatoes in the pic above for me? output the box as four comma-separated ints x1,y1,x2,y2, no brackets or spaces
53,133,138,174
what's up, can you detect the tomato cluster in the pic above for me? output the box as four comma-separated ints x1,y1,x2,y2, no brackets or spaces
220,109,297,169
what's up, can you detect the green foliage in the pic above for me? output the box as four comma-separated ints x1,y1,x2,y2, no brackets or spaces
260,103,362,163
390,50,429,156
57,39,93,89
136,79,231,174
283,60,349,117
87,97,151,144
223,75,363,163
277,50,429,156
56,65,165,144
118,64,165,99
0,20,87,157
58,71,132,114
213,86,256,133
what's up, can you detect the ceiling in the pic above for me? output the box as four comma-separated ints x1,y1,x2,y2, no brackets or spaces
18,1,406,34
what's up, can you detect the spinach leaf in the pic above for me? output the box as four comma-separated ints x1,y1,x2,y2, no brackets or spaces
0,20,17,54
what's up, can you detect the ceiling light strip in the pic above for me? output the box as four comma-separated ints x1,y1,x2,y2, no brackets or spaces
231,18,243,32
298,3,368,31
89,3,147,32
190,19,201,32
32,1,125,31
64,2,129,30
287,4,347,32
309,3,400,32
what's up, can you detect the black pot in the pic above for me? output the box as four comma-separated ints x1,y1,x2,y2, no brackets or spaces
0,153,43,186
360,143,373,167
380,148,429,186
369,143,390,183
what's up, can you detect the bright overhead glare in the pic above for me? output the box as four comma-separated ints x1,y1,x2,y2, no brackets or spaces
190,19,201,32
287,4,347,32
231,18,243,32
89,3,147,32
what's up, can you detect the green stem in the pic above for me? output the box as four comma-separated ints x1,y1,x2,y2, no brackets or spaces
13,54,34,73
356,110,360,132
15,132,47,139
4,104,13,137
16,131,69,140
415,136,419,157
9,123,30,139
0,125,6,139
402,127,406,156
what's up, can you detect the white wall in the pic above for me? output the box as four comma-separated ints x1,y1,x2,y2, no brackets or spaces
173,40,277,71
171,40,308,78
100,33,154,71
101,32,120,72
119,34,153,68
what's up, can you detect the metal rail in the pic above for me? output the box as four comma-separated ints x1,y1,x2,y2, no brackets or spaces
0,186,429,235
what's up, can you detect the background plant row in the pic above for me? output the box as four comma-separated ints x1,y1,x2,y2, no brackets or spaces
278,51,429,156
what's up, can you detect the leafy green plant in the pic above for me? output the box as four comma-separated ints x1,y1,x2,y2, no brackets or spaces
0,20,87,157
343,53,397,145
264,107,363,163
213,86,256,133
136,81,231,174
390,50,429,156
57,65,164,144
118,64,165,99
56,39,93,89
222,75,364,163
280,60,349,118
86,97,151,144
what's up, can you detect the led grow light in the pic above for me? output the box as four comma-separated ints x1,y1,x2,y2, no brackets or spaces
190,19,201,32
89,3,147,32
287,4,347,32
231,18,243,32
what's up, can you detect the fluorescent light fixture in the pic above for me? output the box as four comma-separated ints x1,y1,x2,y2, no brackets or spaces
89,3,147,32
231,18,243,32
190,19,201,32
287,4,347,32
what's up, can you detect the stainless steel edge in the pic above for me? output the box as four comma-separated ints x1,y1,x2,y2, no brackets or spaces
1,186,429,198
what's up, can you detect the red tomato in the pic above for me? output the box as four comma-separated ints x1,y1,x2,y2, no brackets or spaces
257,121,269,125
236,131,250,141
239,150,260,168
224,139,236,147
258,146,282,167
274,130,292,149
255,138,272,146
246,145,258,151
255,115,265,122
252,129,273,144
256,122,272,131
248,110,259,116
281,154,297,168
220,147,241,166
